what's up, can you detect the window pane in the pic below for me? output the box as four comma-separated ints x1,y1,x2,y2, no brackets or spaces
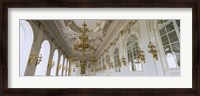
127,46,131,51
164,45,177,68
168,31,178,43
176,20,180,27
159,28,166,36
166,22,175,32
161,35,169,45
171,42,180,53
166,53,177,68
176,55,180,67
164,45,172,55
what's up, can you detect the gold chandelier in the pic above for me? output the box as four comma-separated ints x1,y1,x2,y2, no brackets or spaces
73,21,92,52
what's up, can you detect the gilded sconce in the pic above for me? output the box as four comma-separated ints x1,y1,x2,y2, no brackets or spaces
58,64,62,70
28,51,37,64
117,59,122,67
36,54,43,66
121,56,126,66
138,48,145,63
48,59,55,68
108,62,113,69
148,42,158,60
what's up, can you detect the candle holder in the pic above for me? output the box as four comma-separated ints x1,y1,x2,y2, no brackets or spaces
36,54,43,66
121,56,126,66
138,48,145,63
58,64,62,70
108,62,113,69
28,51,37,64
117,59,122,67
148,42,158,60
48,59,55,68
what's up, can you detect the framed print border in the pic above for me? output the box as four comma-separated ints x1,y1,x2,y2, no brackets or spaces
1,0,199,95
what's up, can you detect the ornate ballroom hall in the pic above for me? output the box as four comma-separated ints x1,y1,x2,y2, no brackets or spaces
20,20,180,76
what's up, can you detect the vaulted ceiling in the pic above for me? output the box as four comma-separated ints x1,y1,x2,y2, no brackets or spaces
42,20,134,59
54,20,112,56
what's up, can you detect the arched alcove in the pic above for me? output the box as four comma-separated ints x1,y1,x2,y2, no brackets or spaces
127,34,142,71
20,20,34,76
63,58,67,76
50,49,58,76
58,55,63,76
35,40,50,76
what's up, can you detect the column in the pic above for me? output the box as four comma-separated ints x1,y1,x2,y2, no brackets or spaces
24,42,41,76
46,49,54,76
56,52,61,76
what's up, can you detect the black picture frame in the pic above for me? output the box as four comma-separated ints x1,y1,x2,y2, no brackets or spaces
1,0,199,96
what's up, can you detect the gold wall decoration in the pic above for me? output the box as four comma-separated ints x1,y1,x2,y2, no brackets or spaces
117,59,122,67
138,48,145,63
28,51,37,64
36,54,43,66
121,56,126,66
148,42,158,60
108,62,113,69
48,59,55,68
58,64,62,70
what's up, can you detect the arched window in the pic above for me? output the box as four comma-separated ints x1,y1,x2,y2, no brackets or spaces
50,49,58,76
127,34,142,71
157,20,180,68
114,48,119,68
35,40,50,76
63,58,67,76
66,60,69,76
58,55,63,76
20,20,34,76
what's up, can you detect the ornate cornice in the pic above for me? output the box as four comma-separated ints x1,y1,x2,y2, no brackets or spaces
95,20,131,58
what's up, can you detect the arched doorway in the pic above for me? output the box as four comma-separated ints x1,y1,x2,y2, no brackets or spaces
35,40,50,76
58,55,63,76
50,49,58,76
20,20,34,76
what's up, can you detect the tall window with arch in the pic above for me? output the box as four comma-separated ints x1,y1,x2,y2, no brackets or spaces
127,34,143,71
63,58,67,76
58,55,63,76
35,40,50,76
114,48,120,72
20,20,34,76
66,60,69,76
50,49,58,76
157,20,180,68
